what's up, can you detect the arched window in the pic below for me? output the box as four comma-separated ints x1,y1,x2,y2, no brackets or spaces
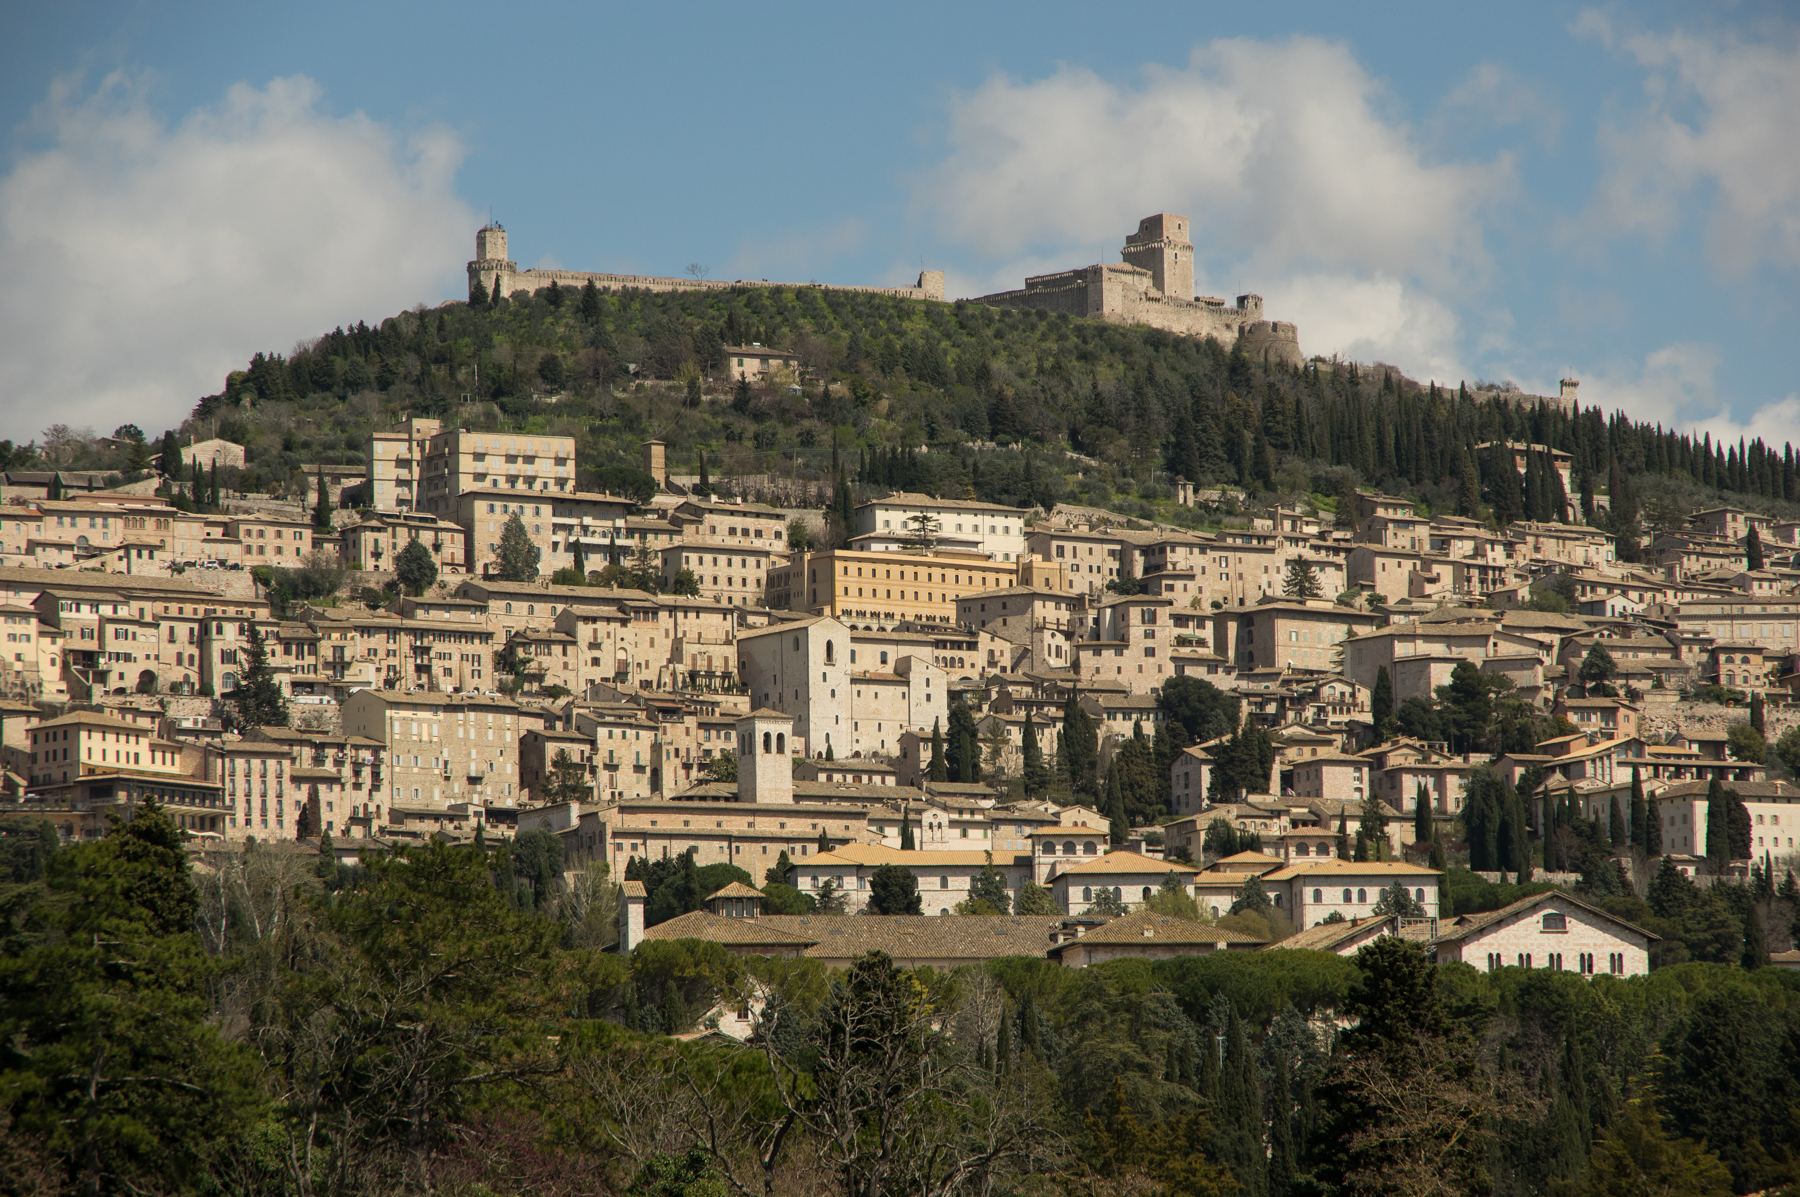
505,603,512,614
940,876,949,889
1063,841,1076,855
1319,842,1331,856
1295,842,1310,857
1272,893,1283,907
527,605,534,616
1342,888,1352,903
1112,887,1123,901
1210,905,1220,918
1313,888,1322,903
825,640,835,662
1040,842,1054,855
1356,888,1367,904
776,733,786,754
1082,841,1097,855
880,651,889,665
1082,886,1092,902
762,732,772,753
1142,887,1153,902
1415,888,1425,902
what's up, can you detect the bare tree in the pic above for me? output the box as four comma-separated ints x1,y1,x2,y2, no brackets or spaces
685,263,710,280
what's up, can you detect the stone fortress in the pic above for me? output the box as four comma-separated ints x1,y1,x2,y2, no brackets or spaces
467,225,946,305
971,214,1305,367
468,213,1301,365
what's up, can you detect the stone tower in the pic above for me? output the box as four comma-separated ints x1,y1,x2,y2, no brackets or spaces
469,224,516,300
736,709,794,804
1122,214,1195,301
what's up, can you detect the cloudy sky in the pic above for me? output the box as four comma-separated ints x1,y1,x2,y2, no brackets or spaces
1,1,1797,448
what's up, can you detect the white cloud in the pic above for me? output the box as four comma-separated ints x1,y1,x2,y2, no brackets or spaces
1436,62,1563,148
1259,272,1467,384
0,72,474,442
1574,341,1800,449
1583,15,1800,274
917,37,1511,286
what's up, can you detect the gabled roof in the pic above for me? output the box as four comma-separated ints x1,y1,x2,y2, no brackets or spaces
705,881,765,901
1259,860,1441,882
1052,849,1199,876
1429,890,1658,945
1050,911,1266,952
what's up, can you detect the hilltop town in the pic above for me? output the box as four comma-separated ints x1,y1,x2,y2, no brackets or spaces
0,340,1796,976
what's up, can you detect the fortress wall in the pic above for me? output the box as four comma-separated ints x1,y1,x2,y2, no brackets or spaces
475,264,939,304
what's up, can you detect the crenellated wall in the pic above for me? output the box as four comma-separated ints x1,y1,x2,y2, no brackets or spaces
466,226,944,305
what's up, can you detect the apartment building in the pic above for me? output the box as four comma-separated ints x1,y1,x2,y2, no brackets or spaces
660,540,782,607
341,512,466,574
416,428,578,514
794,548,1019,629
342,689,546,810
852,493,1029,562
366,417,440,511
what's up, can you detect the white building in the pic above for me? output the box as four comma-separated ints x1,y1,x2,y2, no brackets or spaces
1429,891,1655,976
852,493,1030,563
1260,860,1442,926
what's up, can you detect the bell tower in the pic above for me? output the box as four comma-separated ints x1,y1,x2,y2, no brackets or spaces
736,709,795,805
1121,213,1194,300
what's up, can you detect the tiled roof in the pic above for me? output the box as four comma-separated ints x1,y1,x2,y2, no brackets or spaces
1259,860,1442,882
1052,850,1198,876
1051,911,1266,950
1428,890,1658,944
705,881,765,900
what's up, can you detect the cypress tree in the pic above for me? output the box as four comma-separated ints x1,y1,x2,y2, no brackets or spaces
819,825,831,854
1748,525,1765,571
899,807,915,851
1706,777,1730,873
1107,768,1127,845
1745,905,1770,970
1611,797,1629,849
1336,807,1350,861
1371,667,1394,743
1752,691,1766,737
996,1007,1011,1075
928,718,947,782
1413,782,1433,847
1269,1053,1296,1197
1630,766,1647,850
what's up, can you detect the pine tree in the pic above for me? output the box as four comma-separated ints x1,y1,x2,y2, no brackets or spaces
1282,557,1321,599
1456,451,1482,518
158,431,181,480
228,624,289,730
469,274,490,307
496,513,541,582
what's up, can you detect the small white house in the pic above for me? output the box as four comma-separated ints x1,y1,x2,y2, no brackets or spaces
1260,860,1443,926
1428,890,1656,977
1048,850,1201,916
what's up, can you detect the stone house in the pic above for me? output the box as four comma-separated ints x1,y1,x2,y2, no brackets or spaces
1428,891,1654,976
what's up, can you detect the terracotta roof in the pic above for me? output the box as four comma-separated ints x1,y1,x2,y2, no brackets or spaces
1274,917,1401,953
811,843,1025,868
1259,860,1442,882
1050,911,1266,951
642,910,816,947
1429,890,1658,945
1052,849,1199,876
705,881,765,900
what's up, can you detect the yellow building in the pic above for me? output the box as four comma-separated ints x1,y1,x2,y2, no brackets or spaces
794,549,1018,629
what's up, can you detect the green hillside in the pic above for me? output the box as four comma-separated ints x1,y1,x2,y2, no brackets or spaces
94,280,1800,540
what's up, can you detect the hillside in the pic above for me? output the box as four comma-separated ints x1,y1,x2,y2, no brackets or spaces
20,281,1800,542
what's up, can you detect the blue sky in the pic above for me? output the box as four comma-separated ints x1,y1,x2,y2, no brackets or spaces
2,1,1798,448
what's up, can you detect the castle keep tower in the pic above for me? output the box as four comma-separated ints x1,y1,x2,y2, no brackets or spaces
469,224,517,301
736,709,794,804
1122,213,1194,301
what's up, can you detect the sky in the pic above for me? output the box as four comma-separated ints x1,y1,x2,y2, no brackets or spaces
1,1,1798,450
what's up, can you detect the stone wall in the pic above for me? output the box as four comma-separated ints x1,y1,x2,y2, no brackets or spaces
475,262,943,306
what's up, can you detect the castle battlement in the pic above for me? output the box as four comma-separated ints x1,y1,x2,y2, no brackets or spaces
971,214,1302,366
466,224,945,306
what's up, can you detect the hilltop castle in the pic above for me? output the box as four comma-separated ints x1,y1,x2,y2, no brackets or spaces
467,225,945,304
972,214,1304,367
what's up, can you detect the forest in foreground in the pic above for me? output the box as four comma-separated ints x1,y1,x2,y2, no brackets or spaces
3,805,1799,1197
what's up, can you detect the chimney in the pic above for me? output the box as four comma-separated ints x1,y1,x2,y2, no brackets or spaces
617,879,646,951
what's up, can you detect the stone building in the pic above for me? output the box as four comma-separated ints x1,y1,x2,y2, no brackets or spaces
972,214,1303,366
